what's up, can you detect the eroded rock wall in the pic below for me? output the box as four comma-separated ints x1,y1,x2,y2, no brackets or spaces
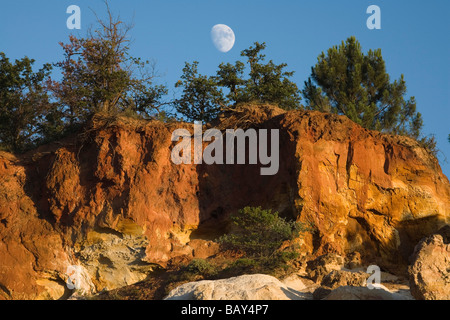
0,106,448,299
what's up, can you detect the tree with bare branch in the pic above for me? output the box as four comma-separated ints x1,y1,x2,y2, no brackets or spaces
49,2,167,123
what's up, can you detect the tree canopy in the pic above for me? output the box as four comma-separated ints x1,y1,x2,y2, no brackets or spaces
174,42,302,122
0,3,169,153
0,19,439,157
0,53,54,152
220,42,302,110
48,3,167,124
303,36,424,140
174,61,225,123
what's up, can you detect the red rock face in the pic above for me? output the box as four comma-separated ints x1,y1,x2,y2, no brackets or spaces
278,111,449,262
0,106,449,299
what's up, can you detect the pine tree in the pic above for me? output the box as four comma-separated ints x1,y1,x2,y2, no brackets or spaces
303,36,423,139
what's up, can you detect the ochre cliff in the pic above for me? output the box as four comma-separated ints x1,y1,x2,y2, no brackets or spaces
0,105,449,299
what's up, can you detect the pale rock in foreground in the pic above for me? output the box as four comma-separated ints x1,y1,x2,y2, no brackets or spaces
164,274,313,300
323,285,412,300
408,227,450,300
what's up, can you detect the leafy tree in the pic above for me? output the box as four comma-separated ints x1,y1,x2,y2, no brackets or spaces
303,36,423,139
215,60,246,104
0,53,54,152
49,3,166,124
174,61,225,122
218,206,307,258
174,42,302,122
234,42,301,110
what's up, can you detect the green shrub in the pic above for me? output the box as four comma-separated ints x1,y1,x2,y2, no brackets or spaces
217,206,307,258
215,206,311,275
228,258,259,270
218,258,260,278
167,258,218,283
185,259,218,277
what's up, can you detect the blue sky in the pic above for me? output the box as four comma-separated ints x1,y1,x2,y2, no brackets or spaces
0,0,449,177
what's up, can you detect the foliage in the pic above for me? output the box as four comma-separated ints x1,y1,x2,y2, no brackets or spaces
166,207,307,278
168,258,218,283
174,61,225,123
0,2,170,154
1,18,441,158
231,42,302,110
174,42,302,122
418,134,438,157
218,206,306,258
48,2,167,124
185,258,218,277
215,206,309,276
215,60,247,104
303,36,424,140
0,52,55,152
219,258,260,277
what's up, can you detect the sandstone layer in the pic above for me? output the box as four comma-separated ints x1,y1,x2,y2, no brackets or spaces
0,105,449,299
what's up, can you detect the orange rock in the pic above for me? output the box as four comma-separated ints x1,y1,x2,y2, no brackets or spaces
0,105,449,299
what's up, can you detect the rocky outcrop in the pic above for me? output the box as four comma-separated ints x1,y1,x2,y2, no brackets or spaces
320,269,369,290
322,285,410,300
0,105,449,299
307,255,410,300
408,226,450,300
164,274,313,300
164,272,412,301
305,253,346,282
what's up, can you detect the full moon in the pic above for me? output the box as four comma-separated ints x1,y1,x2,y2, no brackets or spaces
211,24,235,53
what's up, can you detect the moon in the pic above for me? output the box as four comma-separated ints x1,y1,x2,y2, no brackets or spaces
211,24,235,53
